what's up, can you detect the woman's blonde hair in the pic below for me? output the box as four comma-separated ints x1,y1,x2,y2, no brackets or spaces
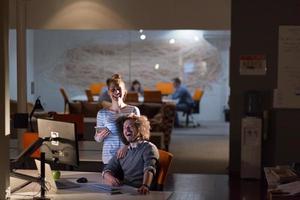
108,74,126,89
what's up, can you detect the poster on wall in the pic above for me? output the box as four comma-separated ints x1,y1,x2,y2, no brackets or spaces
239,55,267,75
274,26,300,108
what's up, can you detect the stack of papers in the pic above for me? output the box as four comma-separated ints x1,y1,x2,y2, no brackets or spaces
276,181,300,196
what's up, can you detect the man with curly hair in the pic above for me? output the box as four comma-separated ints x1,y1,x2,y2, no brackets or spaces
102,114,159,194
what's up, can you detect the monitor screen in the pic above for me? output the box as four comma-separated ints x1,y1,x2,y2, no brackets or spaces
37,118,79,167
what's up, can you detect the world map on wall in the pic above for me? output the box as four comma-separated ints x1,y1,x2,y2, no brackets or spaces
46,36,224,92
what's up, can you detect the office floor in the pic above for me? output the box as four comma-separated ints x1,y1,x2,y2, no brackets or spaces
165,122,266,200
170,121,229,174
164,173,266,200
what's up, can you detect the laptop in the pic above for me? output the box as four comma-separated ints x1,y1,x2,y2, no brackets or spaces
35,159,80,193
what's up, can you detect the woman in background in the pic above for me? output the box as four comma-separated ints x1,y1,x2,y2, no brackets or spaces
94,74,140,165
130,80,144,96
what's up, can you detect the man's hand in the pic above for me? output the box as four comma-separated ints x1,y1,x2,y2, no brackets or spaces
117,145,128,159
137,184,150,195
103,172,121,186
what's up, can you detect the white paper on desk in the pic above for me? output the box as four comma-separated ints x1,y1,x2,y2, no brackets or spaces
85,183,121,192
277,181,300,196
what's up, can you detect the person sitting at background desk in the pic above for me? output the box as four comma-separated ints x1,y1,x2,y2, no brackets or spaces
171,77,194,127
98,78,112,108
130,80,144,96
102,114,159,195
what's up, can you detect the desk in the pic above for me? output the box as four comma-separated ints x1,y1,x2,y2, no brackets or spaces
71,95,176,104
10,170,172,200
71,95,99,102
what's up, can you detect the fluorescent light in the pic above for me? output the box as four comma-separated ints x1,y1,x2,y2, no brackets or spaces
140,34,146,40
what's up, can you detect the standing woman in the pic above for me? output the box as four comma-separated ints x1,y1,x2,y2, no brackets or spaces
94,74,140,165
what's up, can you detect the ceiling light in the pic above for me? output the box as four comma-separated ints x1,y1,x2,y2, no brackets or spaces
169,38,175,44
140,34,146,40
154,64,160,70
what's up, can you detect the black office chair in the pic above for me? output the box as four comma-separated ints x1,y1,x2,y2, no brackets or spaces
183,89,203,127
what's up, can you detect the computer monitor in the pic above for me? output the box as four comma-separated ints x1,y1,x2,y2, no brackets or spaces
37,118,79,167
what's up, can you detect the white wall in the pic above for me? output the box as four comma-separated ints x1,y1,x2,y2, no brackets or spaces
9,29,35,103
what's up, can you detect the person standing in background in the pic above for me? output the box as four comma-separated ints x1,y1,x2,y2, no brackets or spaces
171,77,194,127
94,74,140,165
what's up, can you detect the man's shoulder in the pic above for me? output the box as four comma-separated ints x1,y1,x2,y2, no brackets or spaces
140,141,159,152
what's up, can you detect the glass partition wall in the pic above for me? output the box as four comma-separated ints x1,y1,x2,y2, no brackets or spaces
10,29,230,121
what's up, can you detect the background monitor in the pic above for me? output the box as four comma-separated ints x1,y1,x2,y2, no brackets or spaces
37,118,79,167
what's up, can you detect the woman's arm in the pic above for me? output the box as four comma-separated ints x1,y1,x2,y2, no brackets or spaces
95,110,110,142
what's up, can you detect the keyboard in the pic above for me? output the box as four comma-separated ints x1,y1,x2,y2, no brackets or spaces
55,180,80,189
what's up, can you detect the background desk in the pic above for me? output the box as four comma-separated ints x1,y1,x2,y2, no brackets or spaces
10,170,172,200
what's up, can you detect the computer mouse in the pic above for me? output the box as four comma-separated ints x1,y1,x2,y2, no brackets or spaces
76,177,88,183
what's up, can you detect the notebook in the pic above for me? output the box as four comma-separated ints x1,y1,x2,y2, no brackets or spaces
35,159,80,193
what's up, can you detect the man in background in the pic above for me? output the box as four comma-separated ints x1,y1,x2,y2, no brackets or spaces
98,78,112,108
171,77,194,127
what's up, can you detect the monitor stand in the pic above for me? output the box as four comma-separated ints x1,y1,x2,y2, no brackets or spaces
33,152,50,200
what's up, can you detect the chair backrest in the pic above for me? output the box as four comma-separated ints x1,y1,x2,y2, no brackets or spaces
155,82,174,95
85,89,94,102
192,88,204,114
53,113,84,140
60,88,70,113
60,88,69,103
125,92,139,103
156,149,173,190
144,90,162,103
89,82,106,96
193,88,204,101
22,132,40,158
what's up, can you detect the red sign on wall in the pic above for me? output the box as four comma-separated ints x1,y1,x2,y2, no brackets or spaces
240,55,267,75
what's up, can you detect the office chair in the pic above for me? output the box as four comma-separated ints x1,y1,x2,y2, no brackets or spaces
155,82,174,96
85,89,94,102
22,132,40,158
59,88,70,113
125,92,139,103
144,90,162,103
53,113,85,140
89,82,106,96
184,88,204,127
156,149,173,191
